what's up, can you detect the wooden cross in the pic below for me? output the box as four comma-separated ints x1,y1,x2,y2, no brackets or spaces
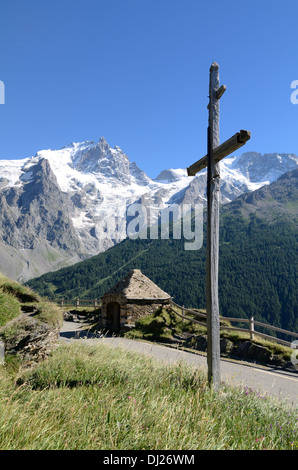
187,62,251,389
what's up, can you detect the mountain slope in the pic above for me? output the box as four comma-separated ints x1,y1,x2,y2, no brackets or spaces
0,137,297,281
27,169,298,333
0,158,87,281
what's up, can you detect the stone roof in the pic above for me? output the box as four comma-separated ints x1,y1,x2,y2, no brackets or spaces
102,269,171,300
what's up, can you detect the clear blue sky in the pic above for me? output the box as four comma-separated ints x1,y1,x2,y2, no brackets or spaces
0,0,297,178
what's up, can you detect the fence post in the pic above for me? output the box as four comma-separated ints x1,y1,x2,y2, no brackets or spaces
0,340,4,365
182,305,185,323
94,298,98,308
61,299,64,307
250,316,254,340
76,298,80,308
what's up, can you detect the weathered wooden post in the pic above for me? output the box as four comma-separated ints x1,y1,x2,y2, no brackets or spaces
0,339,4,365
187,62,251,389
76,298,80,308
250,316,255,340
206,62,221,388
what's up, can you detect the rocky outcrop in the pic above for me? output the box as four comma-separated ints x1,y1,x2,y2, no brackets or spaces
180,334,288,368
232,341,285,366
1,314,60,366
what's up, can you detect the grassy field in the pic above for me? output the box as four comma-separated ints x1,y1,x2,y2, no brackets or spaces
0,275,296,450
0,342,296,450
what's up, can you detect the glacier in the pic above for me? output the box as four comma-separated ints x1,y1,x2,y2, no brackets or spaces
0,136,296,281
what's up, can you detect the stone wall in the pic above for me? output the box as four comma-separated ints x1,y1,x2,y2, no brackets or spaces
125,301,167,329
101,294,169,332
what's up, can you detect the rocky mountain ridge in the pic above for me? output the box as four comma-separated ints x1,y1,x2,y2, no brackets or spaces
0,137,296,281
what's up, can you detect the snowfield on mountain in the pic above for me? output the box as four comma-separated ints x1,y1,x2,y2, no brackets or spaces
0,136,296,281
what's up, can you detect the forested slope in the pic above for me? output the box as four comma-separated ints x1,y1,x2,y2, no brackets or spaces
28,170,298,332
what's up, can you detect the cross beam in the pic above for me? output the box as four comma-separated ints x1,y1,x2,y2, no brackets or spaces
187,62,251,389
187,130,251,176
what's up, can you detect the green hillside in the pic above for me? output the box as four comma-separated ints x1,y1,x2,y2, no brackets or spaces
27,170,298,333
0,273,63,329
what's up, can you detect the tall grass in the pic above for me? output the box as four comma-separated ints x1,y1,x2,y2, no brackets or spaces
0,274,40,303
0,342,296,450
34,301,64,328
0,271,63,330
0,291,20,326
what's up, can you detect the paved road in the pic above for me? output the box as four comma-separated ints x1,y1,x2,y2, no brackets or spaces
60,321,298,408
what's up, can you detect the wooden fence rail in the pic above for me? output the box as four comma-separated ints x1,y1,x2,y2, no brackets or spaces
170,305,208,328
55,298,99,308
54,297,297,348
170,301,298,348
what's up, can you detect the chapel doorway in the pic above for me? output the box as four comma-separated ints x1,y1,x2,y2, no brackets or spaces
106,302,121,332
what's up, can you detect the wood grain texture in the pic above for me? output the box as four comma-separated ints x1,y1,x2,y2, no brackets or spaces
187,130,251,176
206,63,221,388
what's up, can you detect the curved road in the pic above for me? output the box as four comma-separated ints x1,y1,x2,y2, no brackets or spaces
60,321,298,408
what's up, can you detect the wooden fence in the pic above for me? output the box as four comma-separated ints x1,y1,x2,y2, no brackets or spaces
54,297,297,348
56,298,99,308
170,301,298,348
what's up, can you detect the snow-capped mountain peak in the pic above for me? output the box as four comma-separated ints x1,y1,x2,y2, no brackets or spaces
154,168,188,183
0,137,297,282
229,152,298,183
